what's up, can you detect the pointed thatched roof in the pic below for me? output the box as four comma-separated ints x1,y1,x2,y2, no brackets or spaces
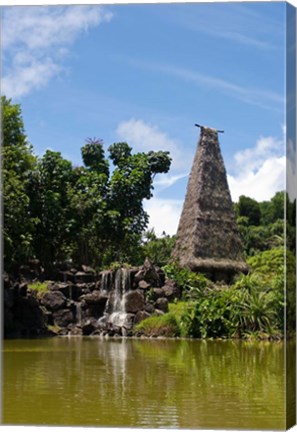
171,126,248,280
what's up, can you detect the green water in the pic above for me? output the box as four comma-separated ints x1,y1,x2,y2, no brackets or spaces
2,337,286,429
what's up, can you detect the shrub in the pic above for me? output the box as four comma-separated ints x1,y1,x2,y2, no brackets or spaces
162,262,212,299
134,312,180,337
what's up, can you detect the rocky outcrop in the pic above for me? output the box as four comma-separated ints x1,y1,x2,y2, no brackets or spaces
3,275,48,338
3,259,181,338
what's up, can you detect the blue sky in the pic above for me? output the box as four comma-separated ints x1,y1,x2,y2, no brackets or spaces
2,2,287,235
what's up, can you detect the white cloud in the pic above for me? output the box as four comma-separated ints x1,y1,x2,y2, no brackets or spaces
2,6,113,98
2,58,61,99
228,135,285,202
117,118,191,172
144,198,183,237
228,156,285,202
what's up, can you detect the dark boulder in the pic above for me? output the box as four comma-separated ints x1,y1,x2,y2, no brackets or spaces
134,258,162,287
41,291,67,311
81,318,98,335
68,325,83,336
19,282,28,297
124,290,145,313
53,309,74,327
154,297,169,313
80,290,108,305
49,282,75,298
151,288,165,300
145,303,155,314
134,310,151,325
162,279,181,301
75,271,95,283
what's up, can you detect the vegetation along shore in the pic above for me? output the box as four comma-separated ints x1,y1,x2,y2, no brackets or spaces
3,96,296,340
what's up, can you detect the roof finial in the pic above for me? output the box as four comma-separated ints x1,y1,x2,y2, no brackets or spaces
195,124,224,133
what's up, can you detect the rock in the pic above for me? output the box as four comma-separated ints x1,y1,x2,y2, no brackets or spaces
61,271,76,283
134,310,151,325
81,318,98,335
3,273,10,289
155,266,166,286
81,265,96,274
154,309,165,316
162,279,181,301
134,257,161,287
124,290,145,313
49,282,74,299
14,295,47,335
41,291,67,311
57,327,68,336
80,290,108,305
75,271,95,283
145,303,155,314
138,280,151,290
151,288,165,300
53,309,74,327
4,288,15,309
154,297,169,313
19,282,28,297
68,326,83,336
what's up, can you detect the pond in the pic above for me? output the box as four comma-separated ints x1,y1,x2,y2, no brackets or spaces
2,337,289,429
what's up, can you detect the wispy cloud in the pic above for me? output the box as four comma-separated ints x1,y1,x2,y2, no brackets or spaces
125,60,283,111
2,6,113,98
161,3,282,51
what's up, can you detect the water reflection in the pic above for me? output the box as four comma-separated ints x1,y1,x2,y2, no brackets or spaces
3,338,288,429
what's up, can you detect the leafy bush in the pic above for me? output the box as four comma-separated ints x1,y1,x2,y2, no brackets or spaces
162,263,212,300
161,248,289,339
134,313,180,337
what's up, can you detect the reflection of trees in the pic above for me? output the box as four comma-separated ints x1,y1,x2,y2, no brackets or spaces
4,338,287,429
133,339,285,429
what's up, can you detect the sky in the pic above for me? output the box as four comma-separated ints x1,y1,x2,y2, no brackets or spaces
1,2,289,235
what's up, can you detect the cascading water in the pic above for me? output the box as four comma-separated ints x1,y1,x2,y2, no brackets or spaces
101,270,113,295
76,302,82,326
99,268,132,333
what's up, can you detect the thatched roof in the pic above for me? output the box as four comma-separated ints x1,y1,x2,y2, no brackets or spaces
171,126,248,280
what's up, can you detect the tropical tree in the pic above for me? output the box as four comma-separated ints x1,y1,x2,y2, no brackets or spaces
28,150,74,269
2,96,37,270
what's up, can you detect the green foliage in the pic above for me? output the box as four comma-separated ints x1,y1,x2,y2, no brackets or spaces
28,150,74,269
141,229,176,267
2,96,37,269
237,195,261,226
28,281,49,296
163,262,212,300
158,248,289,339
259,191,284,225
81,138,109,175
108,142,132,167
135,312,180,337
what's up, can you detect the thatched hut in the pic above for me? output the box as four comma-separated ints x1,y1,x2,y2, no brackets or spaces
171,126,248,282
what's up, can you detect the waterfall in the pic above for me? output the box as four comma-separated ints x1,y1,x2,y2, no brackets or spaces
104,268,132,331
76,302,82,326
101,270,113,294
